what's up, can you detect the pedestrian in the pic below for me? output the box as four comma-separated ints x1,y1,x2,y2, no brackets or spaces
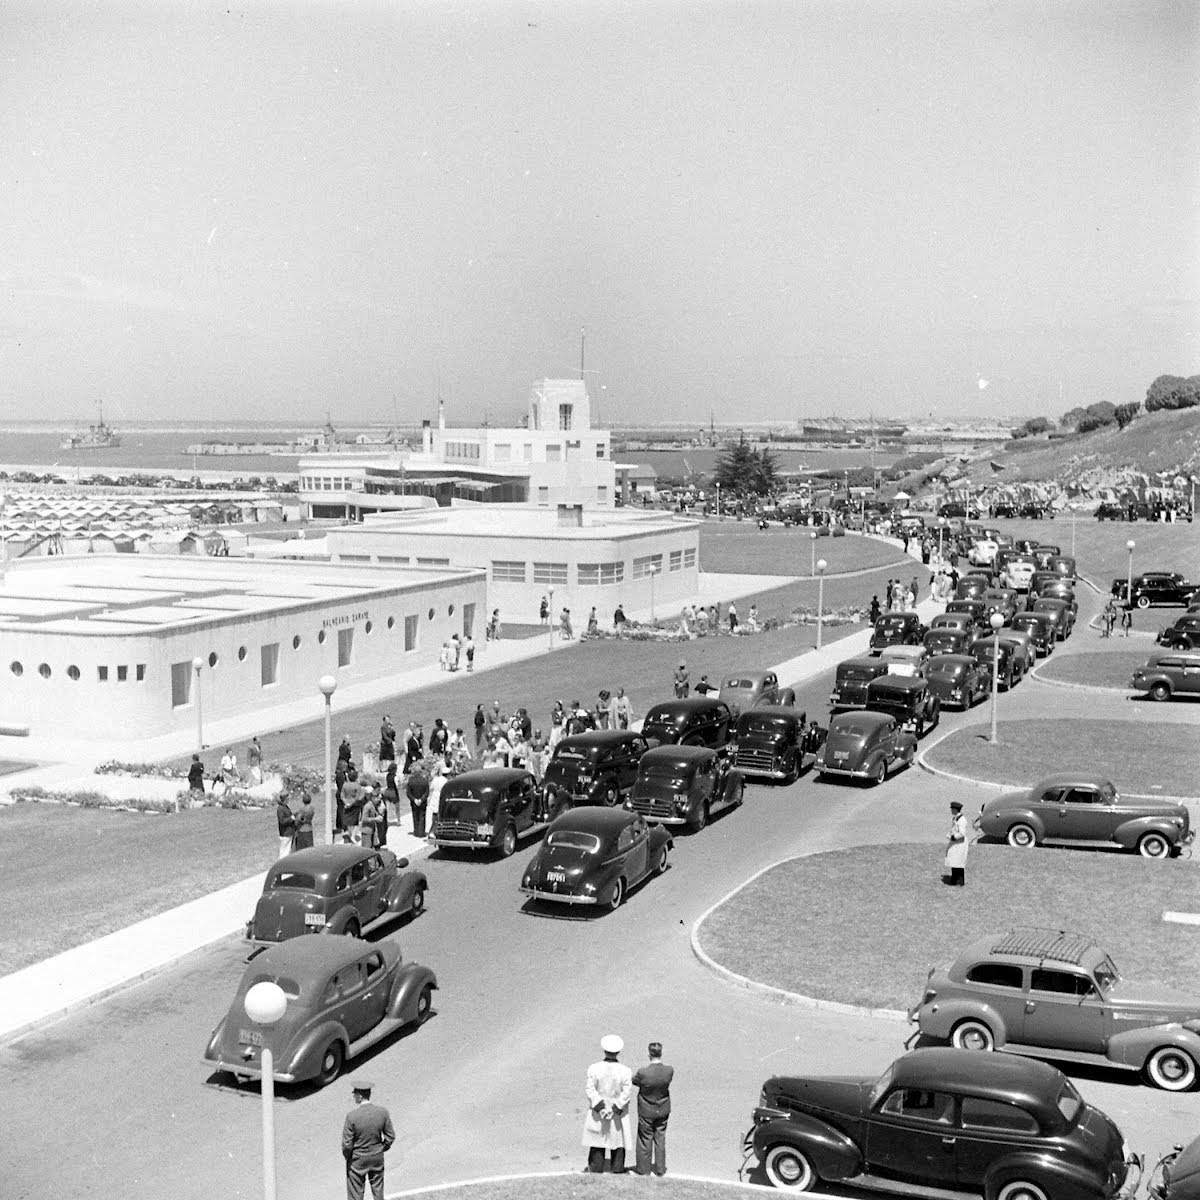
335,758,348,833
910,576,920,605
403,724,423,774
582,1035,634,1174
464,634,475,671
293,794,315,850
868,595,881,625
1121,606,1133,637
728,601,739,632
748,603,758,631
378,715,396,765
406,762,430,837
341,767,364,844
614,688,632,730
633,1041,674,1177
560,607,574,639
338,735,352,765
276,793,296,858
473,703,486,753
490,607,502,640
885,580,894,610
1102,599,1116,638
613,602,627,629
247,736,263,786
540,594,550,624
428,718,448,758
382,760,400,825
694,674,714,696
220,746,238,789
187,753,206,795
673,661,689,699
587,606,599,636
360,783,382,850
342,1080,395,1200
595,689,611,729
708,603,719,629
943,800,969,886
451,633,461,671
439,640,451,671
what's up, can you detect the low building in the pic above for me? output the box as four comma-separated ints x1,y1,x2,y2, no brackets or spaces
0,556,485,742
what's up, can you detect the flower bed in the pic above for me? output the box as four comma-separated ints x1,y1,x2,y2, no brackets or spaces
11,783,265,813
94,760,187,779
581,605,864,643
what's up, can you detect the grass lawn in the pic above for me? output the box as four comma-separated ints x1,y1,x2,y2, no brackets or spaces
1036,650,1153,690
698,524,906,577
923,719,1200,797
401,1174,756,1200
0,760,37,777
696,843,1200,1011
0,801,274,975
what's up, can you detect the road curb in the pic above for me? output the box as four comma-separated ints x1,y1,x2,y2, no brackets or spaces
387,1169,847,1197
689,853,908,1025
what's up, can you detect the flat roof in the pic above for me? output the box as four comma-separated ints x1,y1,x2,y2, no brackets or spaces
343,505,696,541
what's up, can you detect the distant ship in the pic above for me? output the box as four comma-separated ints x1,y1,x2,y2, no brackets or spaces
61,402,121,450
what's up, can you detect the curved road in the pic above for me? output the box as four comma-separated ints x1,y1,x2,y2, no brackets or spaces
3,579,1195,1198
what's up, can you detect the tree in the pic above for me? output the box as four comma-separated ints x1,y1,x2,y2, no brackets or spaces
713,437,760,496
1113,402,1140,430
1076,402,1116,434
1146,374,1200,411
1060,406,1086,429
1011,416,1052,439
751,446,780,495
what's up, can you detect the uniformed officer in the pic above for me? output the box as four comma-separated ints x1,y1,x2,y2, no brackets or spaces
943,801,969,886
342,1080,395,1200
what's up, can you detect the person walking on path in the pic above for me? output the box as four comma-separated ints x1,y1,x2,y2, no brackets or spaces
341,768,364,844
943,800,969,886
292,795,315,851
342,1080,395,1200
464,634,475,671
587,606,599,636
1102,599,1116,638
614,688,632,730
1121,606,1133,637
613,602,627,630
560,607,574,639
220,747,238,790
728,601,739,633
885,580,894,610
406,763,430,838
187,754,206,796
868,595,881,625
473,704,486,754
382,761,401,825
582,1035,634,1174
673,661,690,699
247,736,263,786
276,794,296,858
360,784,382,850
633,1042,674,1177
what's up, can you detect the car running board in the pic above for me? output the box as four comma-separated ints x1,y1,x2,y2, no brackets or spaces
846,1173,977,1200
999,1043,1136,1070
346,1015,415,1059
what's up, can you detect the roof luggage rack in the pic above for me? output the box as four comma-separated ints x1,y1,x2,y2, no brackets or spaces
990,928,1094,965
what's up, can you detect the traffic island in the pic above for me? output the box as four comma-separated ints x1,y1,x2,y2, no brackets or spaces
1033,649,1154,691
920,719,1199,799
392,1175,774,1200
693,844,1200,1013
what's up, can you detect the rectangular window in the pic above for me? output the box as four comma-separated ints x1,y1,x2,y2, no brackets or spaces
669,550,683,571
537,486,549,506
493,443,511,462
558,403,573,430
376,555,409,564
605,561,624,584
632,554,664,580
683,547,697,568
404,614,418,651
136,664,145,681
170,661,190,708
337,628,354,667
340,554,371,563
595,443,606,458
117,664,128,682
577,562,624,585
578,563,600,586
492,560,526,582
524,444,533,461
533,562,568,586
546,444,561,463
416,556,450,566
462,602,475,638
261,643,279,686
597,486,608,503
98,665,109,683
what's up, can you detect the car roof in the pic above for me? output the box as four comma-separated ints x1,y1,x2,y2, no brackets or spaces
892,1048,1066,1110
739,704,801,720
645,697,725,716
640,744,713,766
830,710,892,731
1149,650,1200,665
838,655,886,669
548,806,639,834
722,671,771,685
879,610,919,620
445,767,530,788
869,674,924,691
880,645,925,658
963,929,1102,969
1030,772,1112,792
557,730,640,749
273,844,376,879
249,933,389,975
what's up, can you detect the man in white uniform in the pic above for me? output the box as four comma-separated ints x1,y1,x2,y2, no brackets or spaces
582,1034,634,1173
943,800,969,886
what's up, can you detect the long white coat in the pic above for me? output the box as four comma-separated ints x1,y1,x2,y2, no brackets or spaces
581,1058,634,1150
944,813,970,869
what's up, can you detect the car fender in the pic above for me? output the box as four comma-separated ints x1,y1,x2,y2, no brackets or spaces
323,905,360,935
750,1113,861,1181
981,807,1043,840
384,870,428,913
649,825,674,854
984,1150,1106,1200
1106,1024,1200,1070
385,961,439,1024
287,1019,350,1082
920,999,1012,1046
1112,816,1184,851
896,732,917,762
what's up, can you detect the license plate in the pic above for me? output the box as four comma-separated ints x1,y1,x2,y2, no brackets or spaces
547,871,566,883
833,751,848,761
304,913,325,927
238,1029,263,1047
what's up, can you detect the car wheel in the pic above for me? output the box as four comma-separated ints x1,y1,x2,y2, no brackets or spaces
871,759,886,787
603,785,619,807
762,1144,817,1191
414,982,434,1025
692,803,708,832
654,845,669,876
1138,595,1151,609
951,1018,996,1052
1145,1046,1198,1092
1150,682,1171,702
780,689,796,706
409,885,426,916
1138,832,1171,859
315,1040,345,1087
606,877,626,911
995,1182,1049,1200
499,824,517,858
1006,823,1038,849
344,918,361,938
726,773,745,807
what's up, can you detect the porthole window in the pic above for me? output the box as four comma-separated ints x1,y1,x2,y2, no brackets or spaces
67,665,81,681
448,604,456,616
238,646,247,662
318,629,327,645
387,616,395,630
38,663,51,679
208,651,218,669
365,620,373,634
428,607,435,620
292,635,302,650
10,661,23,677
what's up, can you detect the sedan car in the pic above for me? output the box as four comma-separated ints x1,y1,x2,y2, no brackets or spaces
204,936,436,1087
929,611,978,639
626,744,744,830
956,575,991,601
869,611,926,653
732,706,813,782
1149,1135,1200,1200
1009,611,1055,657
877,643,928,677
1032,596,1075,639
995,629,1035,675
1132,651,1200,701
743,1047,1138,1198
1113,573,1199,610
924,627,973,657
430,768,547,856
865,674,940,737
246,845,428,943
925,653,990,710
1001,555,1037,593
540,730,649,809
520,807,671,911
718,670,796,717
829,656,890,711
911,929,1200,1091
641,697,733,750
946,597,988,625
1157,615,1200,651
976,773,1192,858
970,636,1022,690
983,588,1020,624
812,710,916,785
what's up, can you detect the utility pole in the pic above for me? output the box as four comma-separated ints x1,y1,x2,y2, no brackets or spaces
580,327,585,380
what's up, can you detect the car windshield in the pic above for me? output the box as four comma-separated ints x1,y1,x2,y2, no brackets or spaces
868,1065,896,1109
248,971,302,1000
741,715,790,735
724,678,755,690
546,831,601,852
1094,956,1120,990
268,871,317,891
552,749,594,763
833,722,869,738
1056,1081,1083,1124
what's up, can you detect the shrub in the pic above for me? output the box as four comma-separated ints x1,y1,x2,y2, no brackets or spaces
12,785,176,813
95,760,187,779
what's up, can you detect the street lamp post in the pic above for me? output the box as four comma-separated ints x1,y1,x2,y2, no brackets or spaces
810,530,817,577
318,675,337,845
816,558,827,650
548,585,555,646
244,981,288,1200
649,565,658,623
937,517,946,563
191,656,204,751
715,483,721,520
1126,539,1136,608
1070,507,1077,557
988,611,1005,744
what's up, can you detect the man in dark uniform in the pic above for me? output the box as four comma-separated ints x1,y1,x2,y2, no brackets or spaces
342,1080,395,1200
632,1041,674,1176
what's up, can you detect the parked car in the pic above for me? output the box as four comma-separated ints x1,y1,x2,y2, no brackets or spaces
829,657,890,712
1032,596,1075,639
1149,1135,1200,1200
970,637,1022,689
877,643,929,676
956,575,991,601
626,744,744,829
1113,573,1199,609
430,768,547,856
718,670,796,717
869,611,926,653
1031,547,1057,571
1050,554,1076,580
995,629,1035,675
983,588,1020,624
731,705,817,782
246,846,428,942
641,697,733,750
812,710,916,785
909,928,1200,1091
519,807,671,911
1096,502,1126,521
976,773,1192,858
540,730,649,809
865,674,940,737
929,611,978,638
743,1047,1139,1197
1001,555,1037,593
925,626,973,657
203,936,436,1087
1156,614,1200,651
1131,651,1200,702
969,537,999,566
1009,611,1055,657
1036,577,1078,614
925,654,990,709
947,598,988,625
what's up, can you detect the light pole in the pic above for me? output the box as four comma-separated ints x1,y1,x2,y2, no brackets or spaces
1126,539,1135,608
988,611,1005,744
810,530,817,577
937,517,946,563
191,656,204,751
715,482,721,519
1070,506,1077,557
816,558,827,650
548,584,555,646
318,674,337,845
649,565,659,623
244,981,287,1200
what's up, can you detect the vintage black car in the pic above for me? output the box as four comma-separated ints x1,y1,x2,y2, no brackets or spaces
946,598,988,625
246,845,428,942
829,656,890,712
1150,1136,1200,1200
869,611,926,653
744,1048,1138,1199
956,576,991,601
540,730,649,809
718,670,796,717
1050,554,1076,580
732,705,815,783
429,768,546,856
1112,572,1199,610
1156,614,1200,651
626,744,744,830
929,611,978,639
1035,577,1078,614
865,674,940,737
970,636,1023,690
925,653,990,710
519,807,671,911
1032,596,1075,638
1132,651,1200,701
983,588,1020,624
204,936,436,1087
1008,611,1055,657
924,626,972,657
812,710,916,785
641,697,733,749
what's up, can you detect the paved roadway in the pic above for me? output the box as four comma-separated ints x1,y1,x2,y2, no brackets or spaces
4,580,1197,1199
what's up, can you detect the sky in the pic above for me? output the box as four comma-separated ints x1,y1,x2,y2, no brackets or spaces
1,0,1197,427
